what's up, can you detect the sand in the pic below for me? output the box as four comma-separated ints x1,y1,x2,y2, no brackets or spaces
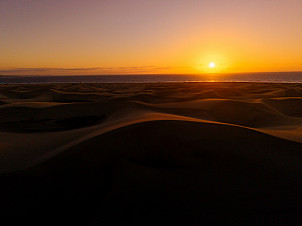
0,82,302,224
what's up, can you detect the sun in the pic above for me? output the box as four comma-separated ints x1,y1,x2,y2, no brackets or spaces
209,62,216,68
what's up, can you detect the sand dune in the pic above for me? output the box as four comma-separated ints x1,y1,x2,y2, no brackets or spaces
0,82,302,224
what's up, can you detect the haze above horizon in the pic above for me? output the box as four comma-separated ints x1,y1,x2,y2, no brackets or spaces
1,0,302,75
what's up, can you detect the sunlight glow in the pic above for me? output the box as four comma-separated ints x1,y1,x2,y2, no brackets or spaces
209,62,216,68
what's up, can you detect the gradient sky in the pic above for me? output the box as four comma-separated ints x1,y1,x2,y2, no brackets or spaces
1,0,302,75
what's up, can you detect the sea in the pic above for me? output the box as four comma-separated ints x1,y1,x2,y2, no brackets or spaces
0,72,302,84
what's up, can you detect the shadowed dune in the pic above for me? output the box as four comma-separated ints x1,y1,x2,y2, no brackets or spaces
263,97,302,117
0,82,302,224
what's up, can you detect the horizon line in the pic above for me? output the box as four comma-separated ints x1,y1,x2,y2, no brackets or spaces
1,71,302,77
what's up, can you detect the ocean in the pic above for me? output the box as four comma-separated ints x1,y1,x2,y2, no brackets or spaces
0,72,302,84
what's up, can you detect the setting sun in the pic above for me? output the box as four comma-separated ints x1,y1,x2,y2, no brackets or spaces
209,62,216,69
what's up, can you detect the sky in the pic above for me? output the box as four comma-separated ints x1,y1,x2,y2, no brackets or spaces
1,0,302,75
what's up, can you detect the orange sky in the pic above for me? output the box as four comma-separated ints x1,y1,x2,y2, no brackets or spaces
1,0,301,75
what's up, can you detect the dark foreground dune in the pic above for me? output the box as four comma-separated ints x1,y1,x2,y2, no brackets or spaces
1,82,302,225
